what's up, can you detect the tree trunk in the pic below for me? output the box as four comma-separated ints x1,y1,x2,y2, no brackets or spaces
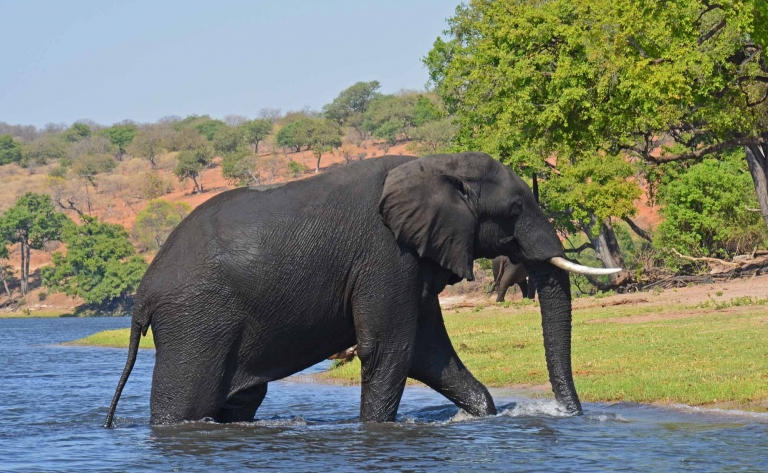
745,142,768,231
19,241,27,296
25,243,30,295
191,176,202,194
584,217,631,287
315,155,321,173
1,266,12,300
531,173,539,204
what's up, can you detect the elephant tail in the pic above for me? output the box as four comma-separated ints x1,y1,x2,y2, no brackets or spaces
103,320,144,428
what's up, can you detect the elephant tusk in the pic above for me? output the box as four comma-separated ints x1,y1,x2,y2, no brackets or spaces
548,256,623,275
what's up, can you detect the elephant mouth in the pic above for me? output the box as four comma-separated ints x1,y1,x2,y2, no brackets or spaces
548,257,622,276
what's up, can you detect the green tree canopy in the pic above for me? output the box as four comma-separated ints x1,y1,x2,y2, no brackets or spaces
101,124,138,160
656,151,768,259
408,118,458,155
0,193,69,295
276,117,313,152
62,123,92,142
426,0,768,228
20,136,67,169
363,94,435,143
307,119,343,172
174,145,213,193
0,135,22,165
239,119,273,153
213,126,246,156
41,215,147,307
133,199,192,252
323,81,381,139
128,126,167,167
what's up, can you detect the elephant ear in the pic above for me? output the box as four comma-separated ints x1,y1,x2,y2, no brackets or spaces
379,162,478,281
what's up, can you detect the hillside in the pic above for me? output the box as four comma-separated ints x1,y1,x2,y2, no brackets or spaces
0,139,418,313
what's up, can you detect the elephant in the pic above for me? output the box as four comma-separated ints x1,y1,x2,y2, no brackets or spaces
104,152,619,426
490,256,534,302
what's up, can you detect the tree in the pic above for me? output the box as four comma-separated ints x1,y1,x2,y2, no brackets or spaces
101,124,138,160
166,127,208,152
212,126,246,156
426,0,768,231
174,146,213,193
224,114,248,127
20,135,67,169
222,151,285,186
363,94,422,143
196,120,227,141
71,154,117,214
128,126,167,168
0,241,14,300
0,193,68,295
655,152,768,259
62,123,92,142
41,215,147,307
307,119,343,173
240,119,273,153
323,81,381,138
276,117,313,153
258,108,282,123
0,135,22,165
408,118,458,155
133,199,192,252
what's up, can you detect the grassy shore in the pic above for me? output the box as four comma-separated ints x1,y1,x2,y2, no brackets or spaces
68,301,768,408
0,310,74,318
66,328,155,349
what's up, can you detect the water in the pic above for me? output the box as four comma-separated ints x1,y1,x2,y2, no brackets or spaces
1,317,767,472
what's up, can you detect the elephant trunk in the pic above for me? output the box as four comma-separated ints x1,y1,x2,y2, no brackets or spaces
525,261,582,415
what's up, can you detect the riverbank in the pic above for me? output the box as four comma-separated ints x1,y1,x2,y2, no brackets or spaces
68,281,768,409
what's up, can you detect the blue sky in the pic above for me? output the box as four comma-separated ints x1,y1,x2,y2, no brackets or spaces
0,0,461,127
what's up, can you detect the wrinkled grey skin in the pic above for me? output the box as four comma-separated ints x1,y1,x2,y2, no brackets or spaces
105,152,581,426
491,256,532,302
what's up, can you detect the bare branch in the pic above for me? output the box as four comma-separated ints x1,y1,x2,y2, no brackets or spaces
669,248,740,267
564,242,594,254
646,136,768,163
695,3,722,25
698,18,726,45
622,217,653,242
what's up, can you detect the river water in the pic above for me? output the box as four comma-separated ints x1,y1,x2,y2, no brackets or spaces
1,317,767,472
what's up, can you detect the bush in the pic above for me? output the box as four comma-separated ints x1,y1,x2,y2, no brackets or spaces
655,153,768,262
287,160,308,175
133,199,192,252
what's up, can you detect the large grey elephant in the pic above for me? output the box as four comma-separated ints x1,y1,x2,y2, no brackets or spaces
105,152,617,426
490,256,534,302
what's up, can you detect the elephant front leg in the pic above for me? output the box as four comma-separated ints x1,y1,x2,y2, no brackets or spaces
409,295,497,417
353,286,420,422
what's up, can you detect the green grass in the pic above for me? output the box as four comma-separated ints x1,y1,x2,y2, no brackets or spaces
323,304,768,407
0,309,74,318
68,303,768,407
66,328,155,349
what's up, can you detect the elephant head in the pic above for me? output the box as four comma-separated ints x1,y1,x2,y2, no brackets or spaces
379,152,619,415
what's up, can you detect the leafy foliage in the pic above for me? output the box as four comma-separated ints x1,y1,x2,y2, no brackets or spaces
41,216,147,306
0,135,22,165
133,199,192,252
62,123,92,142
20,136,67,168
239,119,273,153
0,193,69,295
408,118,458,155
656,152,768,258
426,0,768,170
100,125,138,158
0,193,68,251
174,146,213,193
323,81,381,137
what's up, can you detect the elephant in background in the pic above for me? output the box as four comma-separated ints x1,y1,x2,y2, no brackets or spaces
490,256,535,302
105,152,619,427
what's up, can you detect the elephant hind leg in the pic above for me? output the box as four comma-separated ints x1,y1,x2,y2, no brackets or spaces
216,383,268,423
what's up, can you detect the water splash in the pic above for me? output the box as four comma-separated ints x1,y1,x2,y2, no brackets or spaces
499,400,573,418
